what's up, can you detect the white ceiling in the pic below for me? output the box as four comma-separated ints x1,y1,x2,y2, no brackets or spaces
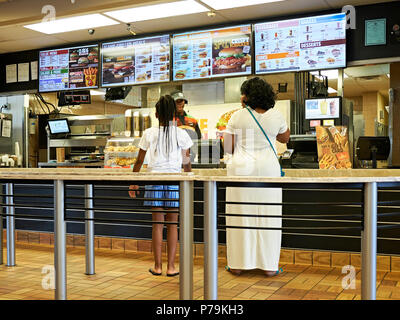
0,0,396,54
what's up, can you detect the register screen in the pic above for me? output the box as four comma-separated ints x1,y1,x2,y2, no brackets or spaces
48,119,70,134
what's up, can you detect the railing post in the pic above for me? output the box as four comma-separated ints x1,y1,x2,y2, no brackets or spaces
179,180,193,300
361,182,377,300
54,179,67,300
204,180,218,300
85,184,95,275
6,183,15,267
0,183,3,265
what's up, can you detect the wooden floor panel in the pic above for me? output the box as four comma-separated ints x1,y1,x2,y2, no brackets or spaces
0,243,400,300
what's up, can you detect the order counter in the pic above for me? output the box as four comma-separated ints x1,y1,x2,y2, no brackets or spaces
1,168,400,255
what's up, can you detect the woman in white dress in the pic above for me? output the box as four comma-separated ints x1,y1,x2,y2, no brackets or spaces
223,77,290,276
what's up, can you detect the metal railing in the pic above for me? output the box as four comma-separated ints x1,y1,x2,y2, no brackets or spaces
1,172,400,301
201,179,400,301
0,177,194,300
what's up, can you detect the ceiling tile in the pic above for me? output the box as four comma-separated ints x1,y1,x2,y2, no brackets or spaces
215,0,331,22
131,12,230,34
0,35,68,53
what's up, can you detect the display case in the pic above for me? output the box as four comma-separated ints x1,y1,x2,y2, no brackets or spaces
104,137,140,168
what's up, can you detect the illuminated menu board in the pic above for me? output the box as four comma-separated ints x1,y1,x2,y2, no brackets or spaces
173,25,252,81
101,35,170,87
255,13,346,74
39,45,99,92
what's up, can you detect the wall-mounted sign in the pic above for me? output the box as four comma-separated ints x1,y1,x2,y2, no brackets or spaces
255,13,346,74
173,25,252,81
365,18,386,46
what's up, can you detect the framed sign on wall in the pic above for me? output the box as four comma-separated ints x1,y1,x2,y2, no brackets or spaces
365,18,387,46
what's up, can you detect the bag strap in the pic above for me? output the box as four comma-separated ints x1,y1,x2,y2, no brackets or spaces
246,107,279,160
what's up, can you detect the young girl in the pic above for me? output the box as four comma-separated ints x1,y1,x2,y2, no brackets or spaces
130,95,193,277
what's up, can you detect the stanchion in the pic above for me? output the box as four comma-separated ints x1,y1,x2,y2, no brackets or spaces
0,183,3,265
6,183,15,267
204,181,218,300
85,184,95,275
54,180,67,300
361,182,377,300
179,180,193,300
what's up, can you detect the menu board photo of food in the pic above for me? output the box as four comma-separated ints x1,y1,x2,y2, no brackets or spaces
316,125,352,170
254,12,346,74
173,25,252,81
101,35,170,87
39,45,99,92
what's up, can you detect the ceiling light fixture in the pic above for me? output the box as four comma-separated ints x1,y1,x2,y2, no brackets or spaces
104,0,209,23
24,14,119,34
200,0,284,10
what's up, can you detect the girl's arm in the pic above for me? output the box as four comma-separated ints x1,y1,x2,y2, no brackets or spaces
132,149,147,172
182,149,192,172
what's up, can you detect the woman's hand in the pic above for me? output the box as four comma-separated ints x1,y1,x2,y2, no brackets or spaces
129,185,139,198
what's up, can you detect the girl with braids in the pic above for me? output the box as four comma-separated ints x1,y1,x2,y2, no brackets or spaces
130,95,193,277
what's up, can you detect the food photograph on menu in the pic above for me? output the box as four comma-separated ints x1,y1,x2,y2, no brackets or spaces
101,35,170,87
255,12,346,74
305,97,341,120
39,45,99,92
173,25,252,81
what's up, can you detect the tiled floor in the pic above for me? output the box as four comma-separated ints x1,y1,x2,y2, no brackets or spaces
0,243,399,300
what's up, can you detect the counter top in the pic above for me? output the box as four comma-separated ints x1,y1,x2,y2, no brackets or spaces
38,162,104,168
1,168,400,183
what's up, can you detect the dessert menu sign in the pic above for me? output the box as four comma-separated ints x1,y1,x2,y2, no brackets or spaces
316,125,352,170
255,13,346,74
173,25,252,81
101,35,170,87
39,45,99,92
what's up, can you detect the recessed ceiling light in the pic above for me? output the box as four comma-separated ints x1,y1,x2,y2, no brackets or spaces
104,0,209,23
200,0,284,10
24,14,119,34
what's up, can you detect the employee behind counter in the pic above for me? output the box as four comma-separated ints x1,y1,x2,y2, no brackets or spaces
171,92,202,140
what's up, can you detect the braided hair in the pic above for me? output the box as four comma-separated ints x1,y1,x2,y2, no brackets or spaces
155,95,178,156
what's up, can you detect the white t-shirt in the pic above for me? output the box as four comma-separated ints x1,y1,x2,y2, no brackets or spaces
139,126,193,173
225,107,288,154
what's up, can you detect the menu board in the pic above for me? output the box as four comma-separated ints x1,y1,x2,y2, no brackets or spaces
305,97,341,120
39,45,99,92
173,25,252,81
316,125,352,169
255,13,346,74
101,35,170,87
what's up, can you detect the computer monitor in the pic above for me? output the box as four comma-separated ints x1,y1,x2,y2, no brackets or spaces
356,136,390,168
305,97,341,120
48,119,71,135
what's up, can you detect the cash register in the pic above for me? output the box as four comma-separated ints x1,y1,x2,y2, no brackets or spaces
282,135,319,169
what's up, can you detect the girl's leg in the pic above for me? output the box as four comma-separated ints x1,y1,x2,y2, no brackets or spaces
165,210,178,275
152,209,164,274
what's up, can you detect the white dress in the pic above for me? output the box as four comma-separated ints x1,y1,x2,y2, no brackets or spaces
225,107,288,271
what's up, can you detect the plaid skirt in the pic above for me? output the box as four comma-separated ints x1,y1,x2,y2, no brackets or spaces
144,185,179,208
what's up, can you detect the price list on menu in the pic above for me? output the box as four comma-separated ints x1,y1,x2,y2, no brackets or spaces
39,49,69,92
173,25,252,81
255,13,346,74
101,35,170,87
39,45,99,92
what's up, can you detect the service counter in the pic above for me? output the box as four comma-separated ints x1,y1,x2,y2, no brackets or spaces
1,168,400,255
